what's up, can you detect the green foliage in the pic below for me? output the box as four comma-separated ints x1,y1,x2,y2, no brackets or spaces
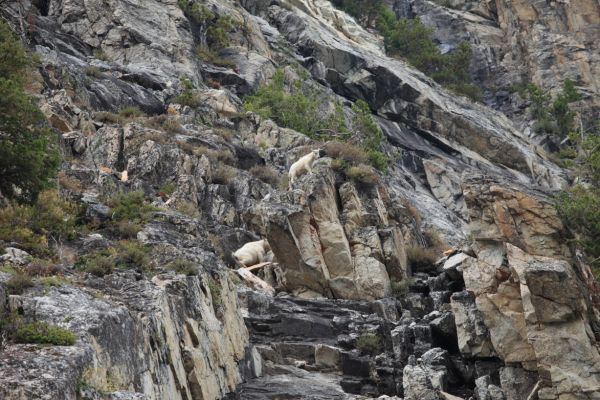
376,13,480,101
116,240,150,271
166,259,197,276
207,278,223,312
246,71,389,171
78,240,151,276
179,0,234,57
356,332,382,355
555,128,600,270
391,278,414,298
557,186,600,267
118,106,145,119
108,191,158,224
244,69,345,138
351,100,389,172
0,21,60,203
331,0,383,26
527,79,581,137
14,321,76,346
195,46,236,69
331,4,479,100
80,253,114,277
0,190,79,256
174,78,201,107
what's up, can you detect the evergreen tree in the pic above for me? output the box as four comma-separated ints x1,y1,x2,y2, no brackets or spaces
0,21,59,203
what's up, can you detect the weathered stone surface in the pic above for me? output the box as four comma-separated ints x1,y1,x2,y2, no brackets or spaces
451,291,495,358
499,366,538,400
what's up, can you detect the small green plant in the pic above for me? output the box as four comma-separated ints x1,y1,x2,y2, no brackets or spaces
207,277,223,312
166,259,197,276
526,79,581,138
174,78,200,107
116,240,150,271
356,332,382,355
14,321,77,346
391,278,414,298
212,163,236,185
159,182,176,196
175,201,200,218
0,190,80,256
118,106,145,119
108,191,158,224
92,48,108,61
81,252,114,277
85,66,104,78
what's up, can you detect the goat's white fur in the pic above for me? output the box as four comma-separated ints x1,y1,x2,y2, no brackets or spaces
288,149,320,189
233,239,271,268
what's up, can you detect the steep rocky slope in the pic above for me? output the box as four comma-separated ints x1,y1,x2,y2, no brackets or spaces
0,0,599,399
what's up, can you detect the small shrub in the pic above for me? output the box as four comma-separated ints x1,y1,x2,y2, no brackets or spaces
207,277,223,312
423,229,446,250
58,171,83,193
324,141,369,165
250,165,280,186
108,220,142,239
406,246,438,271
356,332,382,355
196,46,236,69
118,106,145,119
116,240,150,271
167,259,197,276
159,182,176,196
346,164,378,186
92,48,108,61
189,145,236,166
94,111,122,125
212,164,236,185
80,253,114,277
14,321,76,346
279,174,290,191
352,99,389,172
174,78,201,108
25,259,62,277
175,201,200,218
0,190,79,256
108,191,158,223
391,278,414,298
5,273,34,295
143,115,186,134
85,66,104,78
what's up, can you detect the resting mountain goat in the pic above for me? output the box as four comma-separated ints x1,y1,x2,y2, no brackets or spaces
232,239,271,268
288,149,321,189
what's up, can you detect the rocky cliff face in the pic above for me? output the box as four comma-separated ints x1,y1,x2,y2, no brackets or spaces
0,0,599,399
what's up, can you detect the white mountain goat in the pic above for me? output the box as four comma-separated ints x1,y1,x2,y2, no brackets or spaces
288,149,321,189
232,239,271,268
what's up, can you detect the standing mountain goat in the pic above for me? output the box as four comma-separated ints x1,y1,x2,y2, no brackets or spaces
288,149,321,189
232,239,271,268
